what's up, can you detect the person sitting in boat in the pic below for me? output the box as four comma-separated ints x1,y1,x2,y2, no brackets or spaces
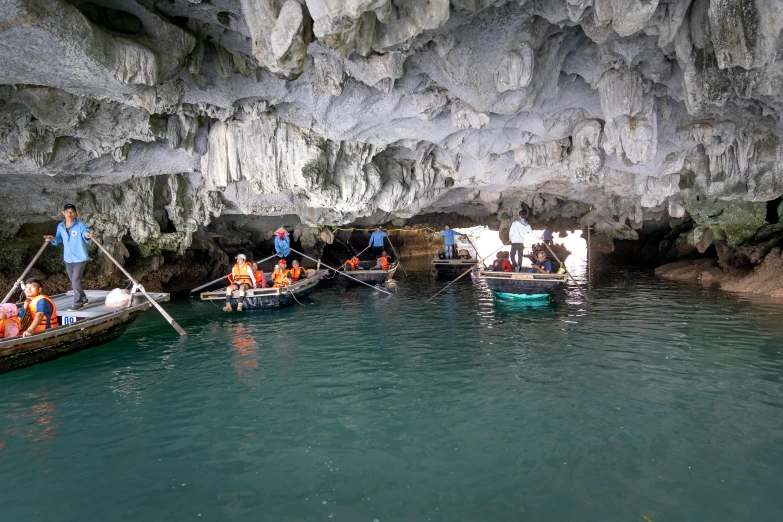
528,251,552,274
0,303,21,339
375,251,392,270
20,279,59,337
457,249,472,260
343,256,361,271
272,261,292,287
287,260,307,283
492,253,514,272
251,262,267,288
438,225,463,259
224,254,256,312
274,227,291,265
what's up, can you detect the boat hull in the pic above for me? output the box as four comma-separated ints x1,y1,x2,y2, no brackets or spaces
480,270,567,296
201,270,327,310
342,261,398,285
431,259,477,279
0,291,170,374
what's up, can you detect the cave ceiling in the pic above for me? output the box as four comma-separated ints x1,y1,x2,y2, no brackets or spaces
2,0,783,250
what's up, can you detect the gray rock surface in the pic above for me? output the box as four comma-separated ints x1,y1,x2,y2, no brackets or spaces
2,0,783,256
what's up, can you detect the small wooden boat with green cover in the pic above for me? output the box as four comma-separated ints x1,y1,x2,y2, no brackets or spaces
480,270,567,298
0,289,170,374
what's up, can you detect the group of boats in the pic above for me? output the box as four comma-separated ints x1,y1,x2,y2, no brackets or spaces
0,243,569,374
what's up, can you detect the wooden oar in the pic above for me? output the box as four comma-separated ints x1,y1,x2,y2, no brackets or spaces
290,248,393,296
90,236,187,336
2,241,49,304
384,236,407,278
541,241,587,299
426,267,474,303
189,254,278,294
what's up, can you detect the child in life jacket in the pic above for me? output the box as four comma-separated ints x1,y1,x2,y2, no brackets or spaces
0,303,21,339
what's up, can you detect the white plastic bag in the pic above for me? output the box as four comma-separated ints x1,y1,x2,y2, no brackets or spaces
105,288,132,309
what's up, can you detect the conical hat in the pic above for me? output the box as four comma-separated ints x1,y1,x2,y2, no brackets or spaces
275,227,287,234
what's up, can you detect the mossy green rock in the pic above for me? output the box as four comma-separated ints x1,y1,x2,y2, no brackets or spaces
685,198,767,247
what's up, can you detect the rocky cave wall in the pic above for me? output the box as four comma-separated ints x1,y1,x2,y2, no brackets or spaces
3,0,783,285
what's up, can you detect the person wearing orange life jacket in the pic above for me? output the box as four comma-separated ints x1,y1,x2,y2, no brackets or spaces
343,256,360,271
287,259,307,282
224,254,256,312
0,303,21,339
374,251,392,270
251,262,267,288
272,260,292,288
20,279,59,337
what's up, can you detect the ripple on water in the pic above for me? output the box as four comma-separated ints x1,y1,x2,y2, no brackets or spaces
2,268,783,521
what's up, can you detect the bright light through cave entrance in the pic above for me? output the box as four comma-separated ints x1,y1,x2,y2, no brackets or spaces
454,226,588,269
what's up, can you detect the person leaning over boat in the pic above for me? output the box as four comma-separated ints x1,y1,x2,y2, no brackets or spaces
527,251,552,274
251,262,268,288
508,211,533,269
375,251,392,270
274,228,292,265
43,203,93,311
343,256,361,271
438,225,463,259
369,227,387,258
287,260,307,283
19,279,59,337
272,261,292,287
224,254,256,312
0,303,21,339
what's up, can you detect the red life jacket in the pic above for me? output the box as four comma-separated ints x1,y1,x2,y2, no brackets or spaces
344,258,359,270
0,316,21,338
22,295,59,333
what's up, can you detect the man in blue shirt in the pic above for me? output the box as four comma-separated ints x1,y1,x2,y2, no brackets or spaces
542,227,554,245
528,251,552,274
44,204,93,310
438,225,463,259
368,227,387,258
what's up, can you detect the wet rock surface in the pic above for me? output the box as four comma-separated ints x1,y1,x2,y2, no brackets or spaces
2,0,783,290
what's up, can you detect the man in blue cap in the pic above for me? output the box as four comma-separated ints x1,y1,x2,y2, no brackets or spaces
43,204,93,310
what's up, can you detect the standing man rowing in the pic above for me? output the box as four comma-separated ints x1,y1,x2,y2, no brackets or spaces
508,211,532,270
43,204,93,311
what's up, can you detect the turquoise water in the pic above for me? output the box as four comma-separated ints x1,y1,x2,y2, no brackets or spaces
2,266,783,521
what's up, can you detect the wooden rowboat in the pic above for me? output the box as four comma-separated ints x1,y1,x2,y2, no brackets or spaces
431,258,478,279
0,289,170,374
200,269,327,310
480,270,567,298
341,260,398,285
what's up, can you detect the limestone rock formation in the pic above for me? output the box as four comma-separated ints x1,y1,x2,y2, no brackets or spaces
1,0,783,265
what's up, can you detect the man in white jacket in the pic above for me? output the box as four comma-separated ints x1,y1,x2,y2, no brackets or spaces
508,211,533,268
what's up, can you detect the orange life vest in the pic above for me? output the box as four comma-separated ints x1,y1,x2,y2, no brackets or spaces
377,255,391,270
0,316,21,338
22,295,59,333
344,258,359,270
288,267,306,282
272,271,289,288
230,263,253,285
